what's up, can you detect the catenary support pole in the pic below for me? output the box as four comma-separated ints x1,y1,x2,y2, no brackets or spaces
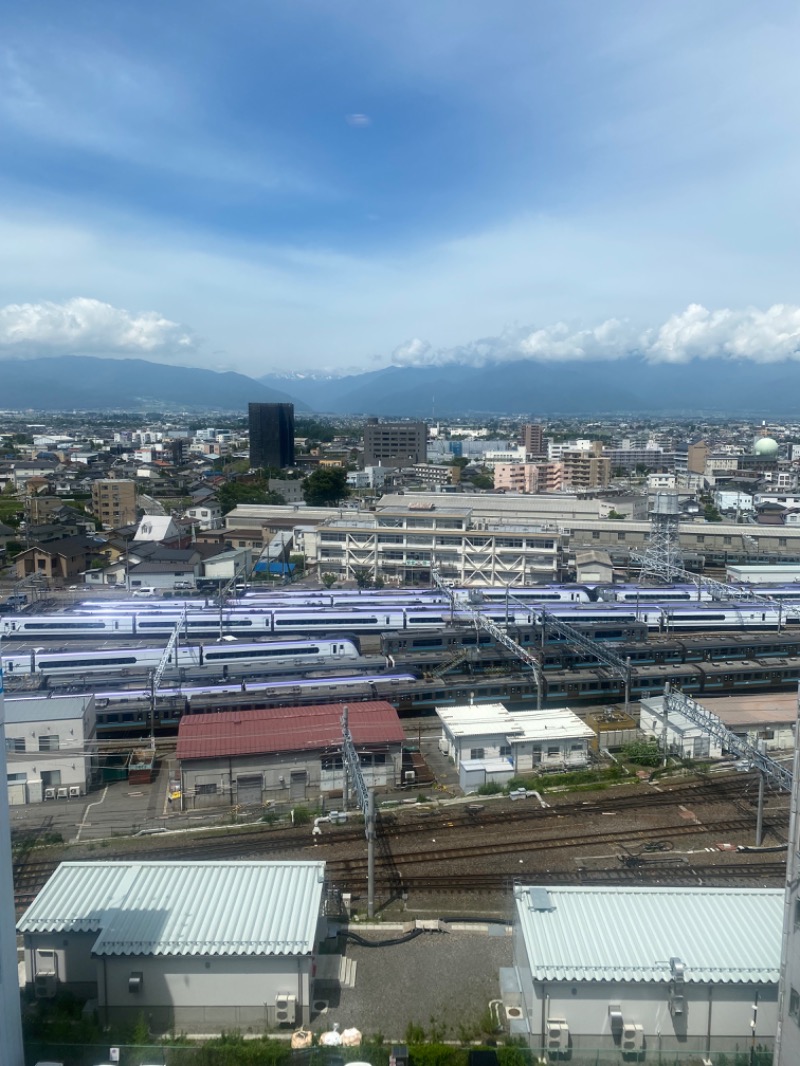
367,789,376,919
756,770,766,848
0,657,25,1066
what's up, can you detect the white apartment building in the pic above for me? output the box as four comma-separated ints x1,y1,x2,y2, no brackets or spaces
714,490,754,513
346,466,390,490
307,502,562,585
185,501,223,530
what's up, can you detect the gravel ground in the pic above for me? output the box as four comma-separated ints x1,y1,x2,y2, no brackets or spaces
314,928,513,1042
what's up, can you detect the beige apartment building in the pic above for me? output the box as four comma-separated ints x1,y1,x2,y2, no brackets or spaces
561,443,611,490
91,479,137,529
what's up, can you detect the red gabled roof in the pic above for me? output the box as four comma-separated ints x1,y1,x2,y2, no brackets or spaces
176,700,405,761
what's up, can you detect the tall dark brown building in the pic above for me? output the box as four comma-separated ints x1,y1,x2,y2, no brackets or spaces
522,423,545,456
363,421,428,468
249,403,295,469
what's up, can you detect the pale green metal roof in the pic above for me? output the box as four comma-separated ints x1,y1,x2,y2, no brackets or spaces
515,885,783,984
18,861,325,957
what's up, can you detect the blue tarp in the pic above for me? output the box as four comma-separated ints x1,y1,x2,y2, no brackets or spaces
254,561,296,575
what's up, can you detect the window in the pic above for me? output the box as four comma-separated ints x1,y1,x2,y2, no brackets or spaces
38,735,59,752
499,745,512,758
780,538,788,547
724,536,732,544
547,746,560,757
790,987,800,1023
5,737,24,753
470,748,485,760
794,899,800,929
321,755,343,771
196,783,218,795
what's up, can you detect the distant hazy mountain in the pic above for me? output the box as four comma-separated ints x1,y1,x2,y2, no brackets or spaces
260,358,800,416
0,356,305,412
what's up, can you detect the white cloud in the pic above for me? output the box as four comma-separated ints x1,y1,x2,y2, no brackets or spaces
388,304,800,368
345,113,371,127
0,297,198,358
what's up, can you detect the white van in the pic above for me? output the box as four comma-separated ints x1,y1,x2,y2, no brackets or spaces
131,587,156,598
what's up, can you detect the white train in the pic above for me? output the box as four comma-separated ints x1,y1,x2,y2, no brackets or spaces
3,600,800,641
1,637,362,678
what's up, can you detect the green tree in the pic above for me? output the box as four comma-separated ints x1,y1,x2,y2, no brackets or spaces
353,567,374,589
217,479,285,514
321,572,337,588
303,467,349,506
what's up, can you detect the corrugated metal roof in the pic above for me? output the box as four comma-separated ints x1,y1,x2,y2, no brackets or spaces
176,700,405,761
18,861,325,957
515,885,783,984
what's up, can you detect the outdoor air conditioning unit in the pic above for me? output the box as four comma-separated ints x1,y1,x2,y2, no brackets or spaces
275,993,297,1025
404,770,416,783
621,1023,645,1054
34,972,57,999
545,1017,569,1054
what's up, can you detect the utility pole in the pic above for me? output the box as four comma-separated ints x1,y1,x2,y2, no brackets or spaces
0,658,25,1065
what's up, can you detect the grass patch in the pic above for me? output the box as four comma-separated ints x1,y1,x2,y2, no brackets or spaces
506,765,630,793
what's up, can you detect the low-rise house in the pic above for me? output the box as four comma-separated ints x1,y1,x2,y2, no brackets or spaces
14,535,102,583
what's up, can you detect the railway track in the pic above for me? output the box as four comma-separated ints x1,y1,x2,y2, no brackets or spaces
11,776,787,908
338,860,789,893
326,815,788,879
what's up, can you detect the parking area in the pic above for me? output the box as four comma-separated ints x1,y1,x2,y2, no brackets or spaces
9,762,172,843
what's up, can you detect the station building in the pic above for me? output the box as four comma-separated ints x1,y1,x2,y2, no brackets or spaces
176,700,405,810
18,860,325,1032
436,702,594,792
508,884,782,1059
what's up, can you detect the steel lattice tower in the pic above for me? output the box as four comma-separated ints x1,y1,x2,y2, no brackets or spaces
637,492,684,583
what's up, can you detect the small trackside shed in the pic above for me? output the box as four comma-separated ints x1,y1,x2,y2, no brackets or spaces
18,860,326,1032
176,700,405,810
509,884,782,1059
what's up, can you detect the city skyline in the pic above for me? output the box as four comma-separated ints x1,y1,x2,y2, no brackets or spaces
1,3,800,376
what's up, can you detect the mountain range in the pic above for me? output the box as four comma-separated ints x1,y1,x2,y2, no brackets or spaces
2,353,800,415
260,357,800,416
0,356,302,412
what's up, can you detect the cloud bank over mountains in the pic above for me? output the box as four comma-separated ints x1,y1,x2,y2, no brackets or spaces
0,297,197,358
390,304,800,369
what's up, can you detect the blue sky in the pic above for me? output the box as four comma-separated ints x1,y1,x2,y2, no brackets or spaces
1,1,800,375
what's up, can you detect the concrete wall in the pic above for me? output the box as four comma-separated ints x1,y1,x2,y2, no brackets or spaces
23,931,99,997
514,956,777,1057
181,746,402,810
98,952,313,1032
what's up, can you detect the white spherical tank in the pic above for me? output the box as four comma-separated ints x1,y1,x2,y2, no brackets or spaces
753,436,779,457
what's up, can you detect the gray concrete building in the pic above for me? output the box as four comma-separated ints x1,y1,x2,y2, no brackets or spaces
363,421,427,468
18,860,326,1032
509,885,782,1059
